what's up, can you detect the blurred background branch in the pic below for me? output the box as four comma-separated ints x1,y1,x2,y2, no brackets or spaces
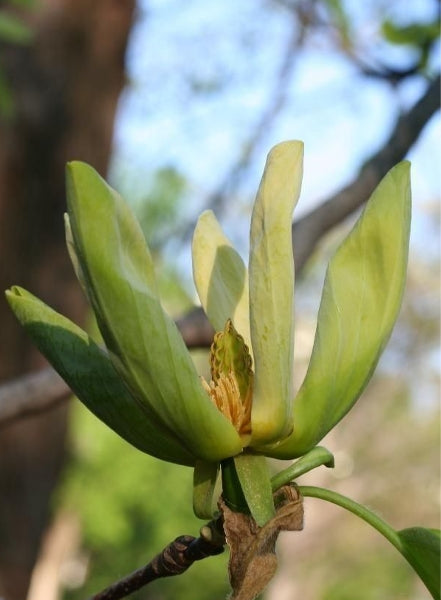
0,368,69,428
292,71,440,272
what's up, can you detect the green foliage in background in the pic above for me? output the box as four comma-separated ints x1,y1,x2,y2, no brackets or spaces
321,0,440,81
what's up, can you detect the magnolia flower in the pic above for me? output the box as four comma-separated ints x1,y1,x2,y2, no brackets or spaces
6,141,410,521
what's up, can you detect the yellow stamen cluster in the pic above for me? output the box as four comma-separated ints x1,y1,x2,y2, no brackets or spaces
202,319,253,441
202,372,252,437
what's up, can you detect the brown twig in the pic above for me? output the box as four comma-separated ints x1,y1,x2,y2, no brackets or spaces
87,487,303,600
87,527,225,600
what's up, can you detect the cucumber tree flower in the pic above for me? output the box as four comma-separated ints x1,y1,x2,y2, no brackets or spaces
6,141,411,524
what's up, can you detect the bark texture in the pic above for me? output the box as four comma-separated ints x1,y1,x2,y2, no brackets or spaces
0,2,135,598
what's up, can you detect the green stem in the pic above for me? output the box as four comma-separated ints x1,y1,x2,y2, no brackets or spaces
221,457,249,514
299,485,402,553
270,446,334,492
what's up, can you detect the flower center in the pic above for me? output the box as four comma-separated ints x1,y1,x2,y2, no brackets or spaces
202,319,253,441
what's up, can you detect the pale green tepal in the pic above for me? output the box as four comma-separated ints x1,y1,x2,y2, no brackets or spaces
5,141,411,525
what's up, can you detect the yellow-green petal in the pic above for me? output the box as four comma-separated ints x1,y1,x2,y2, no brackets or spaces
192,210,251,350
249,141,303,445
6,287,196,466
267,161,411,459
66,162,242,462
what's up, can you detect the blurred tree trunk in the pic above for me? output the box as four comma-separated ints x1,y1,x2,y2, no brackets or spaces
0,1,135,598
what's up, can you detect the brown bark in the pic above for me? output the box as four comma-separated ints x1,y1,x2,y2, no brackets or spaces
0,2,135,599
